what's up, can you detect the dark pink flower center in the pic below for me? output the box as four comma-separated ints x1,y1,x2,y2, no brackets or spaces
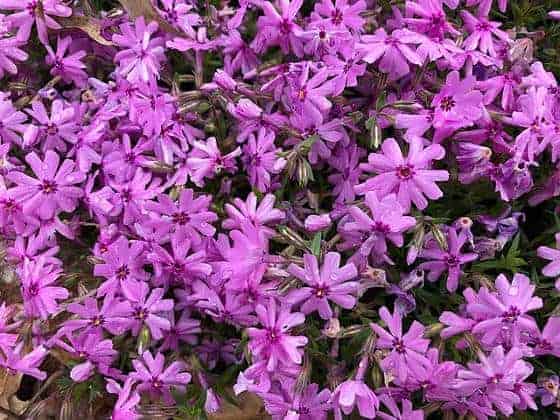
488,373,503,384
439,96,456,111
172,211,190,225
41,180,58,194
26,283,39,297
267,328,280,342
392,337,406,354
315,286,328,298
91,315,104,326
445,254,460,267
476,21,491,32
331,9,343,25
502,306,521,323
280,19,292,34
135,309,148,320
396,165,414,180
374,221,391,234
116,264,130,280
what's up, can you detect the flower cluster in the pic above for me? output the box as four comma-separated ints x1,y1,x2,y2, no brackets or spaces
0,0,559,418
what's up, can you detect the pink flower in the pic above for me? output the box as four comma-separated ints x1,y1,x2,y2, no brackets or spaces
247,298,308,371
359,28,423,80
45,36,87,87
370,306,430,382
538,232,560,289
355,137,449,212
113,17,166,83
287,252,358,319
20,257,68,319
131,350,191,404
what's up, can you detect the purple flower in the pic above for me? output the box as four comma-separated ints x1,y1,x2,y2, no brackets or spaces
359,29,423,80
378,396,424,420
223,192,285,238
304,214,332,232
313,0,366,31
241,128,286,192
0,342,47,380
343,192,416,263
107,378,140,420
65,294,132,335
287,252,358,319
20,257,68,319
187,137,241,187
455,346,530,417
0,0,71,44
418,228,478,292
46,36,87,87
286,63,334,125
328,143,365,203
55,332,117,382
93,236,148,296
0,36,28,78
148,238,212,287
370,306,430,382
468,273,542,347
131,350,191,404
253,0,305,57
355,137,449,212
159,311,201,352
331,356,379,419
431,71,484,131
113,17,166,83
122,281,173,340
145,188,217,246
247,298,308,371
8,149,84,219
25,100,78,152
0,99,27,146
538,232,560,289
461,10,510,57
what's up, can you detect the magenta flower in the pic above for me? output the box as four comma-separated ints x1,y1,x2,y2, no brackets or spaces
25,100,78,152
461,10,510,57
93,236,148,296
431,71,484,131
378,396,424,420
343,192,416,263
0,342,47,380
46,36,87,87
107,378,140,420
417,228,478,292
355,137,449,212
148,238,212,287
537,233,560,289
253,0,305,56
65,294,132,335
145,188,217,246
313,0,366,31
287,63,334,125
0,99,27,146
113,17,165,83
359,28,423,80
331,356,379,419
468,273,543,346
0,0,71,44
131,350,191,404
534,317,560,357
0,36,28,79
122,281,173,340
242,128,286,192
55,332,117,382
455,346,530,417
370,306,430,382
223,192,285,238
20,257,68,319
287,252,358,319
159,311,201,352
328,143,365,203
247,298,308,371
187,137,241,187
8,149,84,220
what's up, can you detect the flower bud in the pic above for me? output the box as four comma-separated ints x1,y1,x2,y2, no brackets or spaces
304,214,331,232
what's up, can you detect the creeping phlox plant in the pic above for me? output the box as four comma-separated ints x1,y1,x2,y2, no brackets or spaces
0,0,560,418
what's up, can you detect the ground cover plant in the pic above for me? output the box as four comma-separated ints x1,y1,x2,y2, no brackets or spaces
1,0,560,418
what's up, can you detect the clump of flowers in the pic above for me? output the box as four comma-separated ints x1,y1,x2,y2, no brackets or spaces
0,0,560,418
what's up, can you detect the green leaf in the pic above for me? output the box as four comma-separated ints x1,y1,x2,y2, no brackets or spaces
311,232,322,257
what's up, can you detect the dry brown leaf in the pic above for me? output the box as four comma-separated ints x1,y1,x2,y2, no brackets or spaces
117,0,181,35
60,15,114,46
208,392,269,420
